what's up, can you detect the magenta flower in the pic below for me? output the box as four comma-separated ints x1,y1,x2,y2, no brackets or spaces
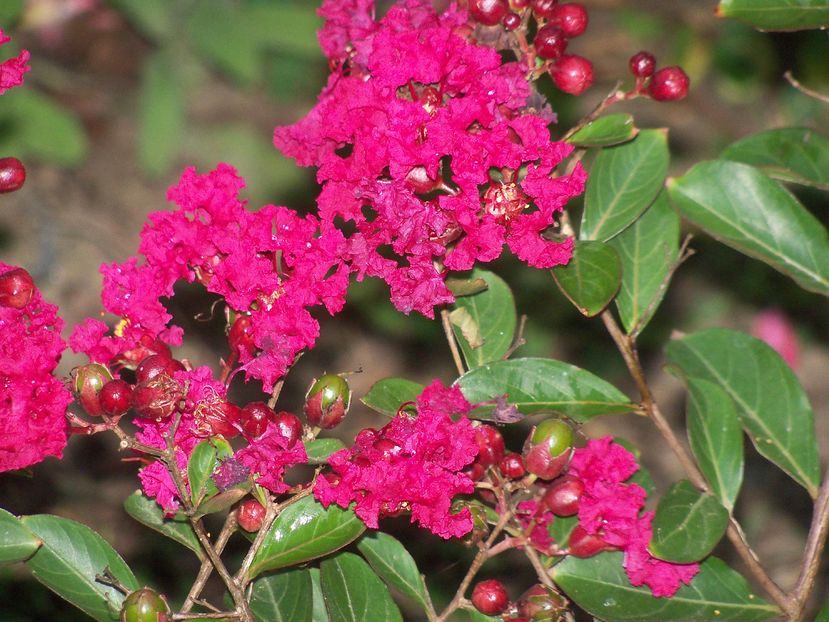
314,379,479,538
0,29,30,95
569,437,699,597
235,421,307,494
0,263,72,472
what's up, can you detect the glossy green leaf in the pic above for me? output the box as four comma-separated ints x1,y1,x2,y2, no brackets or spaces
361,378,425,418
554,554,779,621
0,508,40,563
446,276,488,297
580,129,669,242
666,329,820,497
250,569,313,622
305,438,347,464
649,480,729,563
188,440,219,507
686,378,744,511
551,241,622,317
609,191,680,335
357,532,431,614
567,113,639,147
465,609,500,621
138,51,185,177
0,89,88,166
22,515,139,622
309,568,330,622
451,269,517,367
456,358,633,421
320,552,403,622
717,0,829,30
669,160,829,297
248,496,365,579
123,491,203,560
548,514,578,547
721,128,829,190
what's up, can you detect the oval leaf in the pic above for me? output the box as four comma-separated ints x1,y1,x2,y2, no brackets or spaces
22,515,139,622
309,568,330,622
123,491,204,560
717,0,829,30
250,568,313,622
554,553,779,621
567,113,639,147
721,128,829,190
665,329,820,497
551,240,622,317
305,438,347,464
248,496,365,579
451,269,517,367
0,508,40,564
686,378,744,511
609,191,680,335
456,358,634,421
320,552,403,622
669,160,829,297
361,378,425,418
580,129,669,242
649,480,729,563
188,439,219,507
356,532,431,614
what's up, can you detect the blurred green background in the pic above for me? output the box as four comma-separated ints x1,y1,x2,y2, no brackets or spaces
1,0,828,619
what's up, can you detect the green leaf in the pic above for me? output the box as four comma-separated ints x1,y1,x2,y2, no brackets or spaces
0,89,88,167
188,439,219,507
446,276,489,297
242,4,324,58
465,608,500,621
250,569,313,622
580,129,669,242
361,378,425,418
0,508,40,563
451,269,517,367
551,241,622,317
717,0,829,31
138,51,185,177
665,329,820,497
649,480,729,563
309,568,330,622
554,554,779,621
320,552,403,622
187,0,260,84
248,496,365,579
816,599,829,621
609,191,680,334
22,515,139,622
548,514,578,547
305,438,347,464
0,0,23,24
123,491,204,560
456,358,634,421
106,0,173,40
669,160,829,297
356,532,431,614
721,128,829,190
566,113,639,147
686,378,744,511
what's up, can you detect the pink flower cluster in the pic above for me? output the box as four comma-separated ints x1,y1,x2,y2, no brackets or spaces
0,263,72,472
275,0,585,316
314,379,479,538
569,437,699,597
70,164,349,393
0,29,30,95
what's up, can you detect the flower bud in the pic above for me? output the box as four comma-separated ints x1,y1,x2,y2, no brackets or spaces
522,418,573,480
542,475,584,516
471,579,510,616
474,424,505,467
0,157,26,194
498,452,526,479
240,401,276,438
120,588,170,622
135,354,184,384
516,583,568,620
228,313,255,357
99,379,133,417
237,498,266,532
568,525,614,558
73,364,114,417
0,267,34,309
132,377,182,420
273,411,302,448
304,373,351,429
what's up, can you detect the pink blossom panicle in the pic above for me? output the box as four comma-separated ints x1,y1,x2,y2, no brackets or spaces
0,29,30,95
0,262,72,472
314,379,478,538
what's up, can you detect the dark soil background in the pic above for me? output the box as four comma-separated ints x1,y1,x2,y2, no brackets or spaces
1,1,828,620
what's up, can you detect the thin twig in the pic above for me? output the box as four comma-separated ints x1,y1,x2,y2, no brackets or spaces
784,71,829,105
172,613,241,621
503,314,528,359
600,310,794,617
792,465,829,619
181,510,239,613
440,307,466,376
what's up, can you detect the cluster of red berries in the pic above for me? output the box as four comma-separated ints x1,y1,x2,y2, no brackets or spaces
471,579,568,619
467,0,593,96
628,50,690,101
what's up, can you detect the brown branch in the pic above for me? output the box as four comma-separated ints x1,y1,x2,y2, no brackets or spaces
440,307,466,376
180,510,239,613
784,71,829,105
600,310,794,617
792,465,829,619
172,613,241,621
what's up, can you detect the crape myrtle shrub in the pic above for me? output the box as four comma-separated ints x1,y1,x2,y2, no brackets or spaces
2,1,829,621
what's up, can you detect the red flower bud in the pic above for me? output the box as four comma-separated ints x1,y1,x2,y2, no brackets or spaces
474,424,506,467
0,267,34,309
240,401,276,438
135,354,184,384
120,587,170,622
522,418,573,479
469,0,510,26
99,379,133,417
568,525,614,557
132,377,182,420
273,410,302,448
542,475,584,516
471,579,510,615
228,314,255,357
0,157,26,194
648,66,690,101
549,54,594,95
304,373,351,429
73,364,114,417
237,498,266,532
498,452,526,479
516,583,568,620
